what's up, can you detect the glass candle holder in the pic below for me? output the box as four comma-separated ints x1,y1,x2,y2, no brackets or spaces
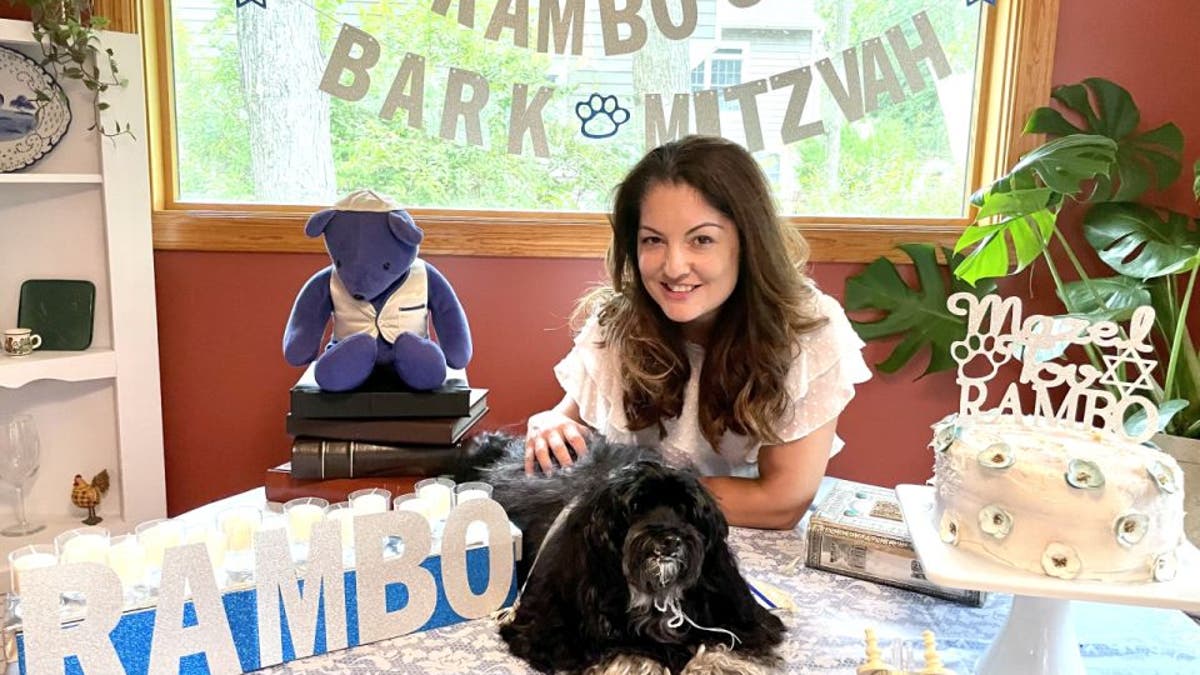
135,518,184,569
284,497,328,544
184,522,228,578
415,477,455,520
107,534,148,606
217,505,262,553
393,493,433,520
454,481,493,503
348,488,391,516
55,526,111,565
8,544,57,595
218,505,262,584
324,502,356,549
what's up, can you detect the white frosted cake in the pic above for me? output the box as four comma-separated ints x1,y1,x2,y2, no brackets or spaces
932,413,1186,583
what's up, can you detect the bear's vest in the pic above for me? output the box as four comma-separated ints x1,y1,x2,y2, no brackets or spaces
329,260,429,344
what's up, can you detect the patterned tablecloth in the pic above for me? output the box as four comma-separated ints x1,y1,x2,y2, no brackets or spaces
253,516,1200,674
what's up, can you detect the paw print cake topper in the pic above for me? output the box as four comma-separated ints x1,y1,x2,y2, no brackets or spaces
576,93,630,139
947,292,1160,442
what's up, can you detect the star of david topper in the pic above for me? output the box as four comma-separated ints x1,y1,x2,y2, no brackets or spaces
946,292,1162,443
236,0,266,9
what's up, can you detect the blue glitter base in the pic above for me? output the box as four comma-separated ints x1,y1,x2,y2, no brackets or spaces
17,547,515,674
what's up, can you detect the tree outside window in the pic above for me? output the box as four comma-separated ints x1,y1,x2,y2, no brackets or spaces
169,0,983,217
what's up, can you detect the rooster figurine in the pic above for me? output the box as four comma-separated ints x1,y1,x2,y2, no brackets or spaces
71,470,110,526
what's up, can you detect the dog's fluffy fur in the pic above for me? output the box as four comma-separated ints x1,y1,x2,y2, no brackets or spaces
460,432,785,674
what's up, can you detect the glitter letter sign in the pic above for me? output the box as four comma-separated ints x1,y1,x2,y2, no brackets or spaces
13,499,518,674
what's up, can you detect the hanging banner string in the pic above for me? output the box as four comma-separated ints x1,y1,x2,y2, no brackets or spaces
242,1,955,159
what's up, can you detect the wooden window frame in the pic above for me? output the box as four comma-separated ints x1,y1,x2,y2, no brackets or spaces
131,0,1059,262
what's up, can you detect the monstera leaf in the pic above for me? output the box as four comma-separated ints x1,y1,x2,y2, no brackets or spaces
1004,135,1119,196
1083,202,1200,279
953,201,1056,286
1125,399,1191,438
1057,275,1151,322
1025,78,1183,202
954,136,1118,286
845,244,996,377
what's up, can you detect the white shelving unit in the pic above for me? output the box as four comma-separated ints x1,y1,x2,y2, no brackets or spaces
0,21,166,592
0,173,102,184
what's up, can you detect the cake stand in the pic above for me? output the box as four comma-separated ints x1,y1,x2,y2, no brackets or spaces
895,484,1200,675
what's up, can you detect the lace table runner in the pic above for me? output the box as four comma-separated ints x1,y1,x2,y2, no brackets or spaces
257,526,1200,674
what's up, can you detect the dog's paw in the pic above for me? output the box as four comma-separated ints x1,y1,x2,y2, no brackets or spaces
681,645,770,675
576,93,630,139
585,653,670,675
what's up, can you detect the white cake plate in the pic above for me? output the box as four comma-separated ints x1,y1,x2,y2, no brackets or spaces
895,484,1200,675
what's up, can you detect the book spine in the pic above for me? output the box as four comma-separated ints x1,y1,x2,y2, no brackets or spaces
805,521,985,607
289,392,473,419
291,439,465,480
285,408,486,446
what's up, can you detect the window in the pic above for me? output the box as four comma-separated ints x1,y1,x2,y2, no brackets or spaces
691,47,744,112
145,1,1062,260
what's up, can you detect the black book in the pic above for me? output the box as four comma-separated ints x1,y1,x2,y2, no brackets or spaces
289,363,485,419
287,392,488,445
290,438,469,480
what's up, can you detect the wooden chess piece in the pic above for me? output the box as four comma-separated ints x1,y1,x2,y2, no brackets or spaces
917,629,956,675
857,627,898,675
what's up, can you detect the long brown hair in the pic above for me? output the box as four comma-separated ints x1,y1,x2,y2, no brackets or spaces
577,135,827,449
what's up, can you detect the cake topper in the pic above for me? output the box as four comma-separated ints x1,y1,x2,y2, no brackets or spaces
946,292,1159,442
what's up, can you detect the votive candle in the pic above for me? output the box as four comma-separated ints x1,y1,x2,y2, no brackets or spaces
394,493,433,520
185,525,228,571
454,481,493,503
285,498,328,544
415,478,455,520
349,488,391,516
218,506,263,552
325,502,356,548
136,519,184,568
9,545,57,594
56,527,111,565
107,535,147,588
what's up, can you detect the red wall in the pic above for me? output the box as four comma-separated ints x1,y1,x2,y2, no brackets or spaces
154,0,1200,515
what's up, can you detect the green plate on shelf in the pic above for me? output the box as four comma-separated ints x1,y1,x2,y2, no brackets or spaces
17,279,96,350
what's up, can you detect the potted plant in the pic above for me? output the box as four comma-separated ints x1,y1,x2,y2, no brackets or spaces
6,0,131,138
846,77,1200,541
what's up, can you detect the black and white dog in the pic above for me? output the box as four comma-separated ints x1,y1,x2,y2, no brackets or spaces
461,432,785,675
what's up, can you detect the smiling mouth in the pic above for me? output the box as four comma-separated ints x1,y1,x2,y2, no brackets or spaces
662,283,698,294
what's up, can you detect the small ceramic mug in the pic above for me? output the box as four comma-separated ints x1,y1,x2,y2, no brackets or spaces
2,328,42,357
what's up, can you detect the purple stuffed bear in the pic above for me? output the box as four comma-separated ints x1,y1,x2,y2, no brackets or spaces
282,190,472,392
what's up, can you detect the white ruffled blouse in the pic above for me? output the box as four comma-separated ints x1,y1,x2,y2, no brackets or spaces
553,289,873,478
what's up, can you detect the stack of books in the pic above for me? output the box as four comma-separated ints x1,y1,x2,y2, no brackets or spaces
267,364,489,503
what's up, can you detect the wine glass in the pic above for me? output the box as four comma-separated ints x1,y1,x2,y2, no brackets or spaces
0,414,44,536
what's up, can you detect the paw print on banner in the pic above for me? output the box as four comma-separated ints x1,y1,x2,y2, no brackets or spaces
951,333,1012,382
576,93,630,139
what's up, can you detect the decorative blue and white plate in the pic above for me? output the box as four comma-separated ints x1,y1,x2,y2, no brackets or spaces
0,44,71,173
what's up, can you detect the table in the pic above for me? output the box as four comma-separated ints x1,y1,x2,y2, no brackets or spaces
185,487,1194,675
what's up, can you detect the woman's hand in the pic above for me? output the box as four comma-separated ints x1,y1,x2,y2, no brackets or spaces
525,400,590,475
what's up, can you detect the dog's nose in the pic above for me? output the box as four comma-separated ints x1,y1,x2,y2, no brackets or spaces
656,534,683,555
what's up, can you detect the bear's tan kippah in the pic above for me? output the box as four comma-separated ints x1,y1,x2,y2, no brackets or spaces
333,189,401,212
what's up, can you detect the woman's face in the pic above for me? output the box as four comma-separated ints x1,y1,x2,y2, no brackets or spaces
637,181,740,344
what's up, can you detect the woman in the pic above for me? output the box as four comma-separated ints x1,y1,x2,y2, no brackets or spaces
525,135,871,529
